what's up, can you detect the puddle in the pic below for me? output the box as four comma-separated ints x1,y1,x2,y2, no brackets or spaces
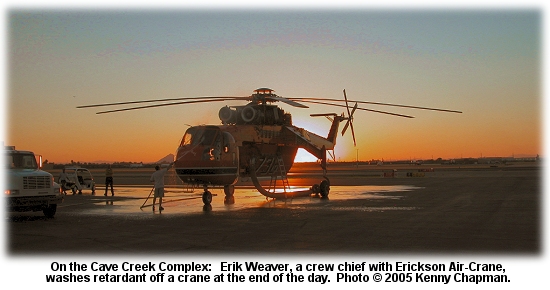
58,185,421,216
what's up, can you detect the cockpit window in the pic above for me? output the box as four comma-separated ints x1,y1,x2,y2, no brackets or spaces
181,130,194,146
181,128,219,146
198,129,218,146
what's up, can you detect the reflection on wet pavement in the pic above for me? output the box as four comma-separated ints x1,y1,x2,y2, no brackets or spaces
57,185,420,216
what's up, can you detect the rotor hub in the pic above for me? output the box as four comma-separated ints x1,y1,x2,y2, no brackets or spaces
251,88,276,104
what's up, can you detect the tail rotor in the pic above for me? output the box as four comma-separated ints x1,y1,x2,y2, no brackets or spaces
341,89,357,147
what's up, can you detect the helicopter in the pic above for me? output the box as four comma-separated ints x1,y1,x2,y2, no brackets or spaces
78,88,461,206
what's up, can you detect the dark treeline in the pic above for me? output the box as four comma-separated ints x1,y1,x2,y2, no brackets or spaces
43,161,155,170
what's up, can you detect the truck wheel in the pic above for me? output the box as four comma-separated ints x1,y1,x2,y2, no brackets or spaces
43,204,57,218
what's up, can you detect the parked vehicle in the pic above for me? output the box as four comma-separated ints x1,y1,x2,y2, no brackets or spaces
62,167,96,195
4,145,63,217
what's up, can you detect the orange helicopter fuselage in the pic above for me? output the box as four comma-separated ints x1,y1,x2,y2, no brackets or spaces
174,124,301,186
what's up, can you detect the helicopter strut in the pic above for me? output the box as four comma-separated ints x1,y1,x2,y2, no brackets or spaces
249,156,317,199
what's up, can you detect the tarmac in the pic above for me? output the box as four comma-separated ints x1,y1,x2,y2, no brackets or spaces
6,163,541,254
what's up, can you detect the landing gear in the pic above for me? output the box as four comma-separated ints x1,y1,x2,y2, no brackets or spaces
224,195,235,204
319,179,330,199
202,190,212,205
311,180,330,198
224,185,235,205
198,184,235,205
311,183,321,194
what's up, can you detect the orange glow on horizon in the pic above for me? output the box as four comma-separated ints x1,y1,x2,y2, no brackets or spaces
12,113,539,165
5,12,540,166
7,112,540,165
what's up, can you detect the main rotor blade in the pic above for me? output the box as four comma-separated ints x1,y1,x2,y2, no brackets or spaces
77,96,248,109
297,99,415,118
266,96,309,108
94,98,237,114
288,97,462,114
310,113,338,117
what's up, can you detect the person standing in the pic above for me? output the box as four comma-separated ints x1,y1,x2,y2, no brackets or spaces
105,164,114,196
58,168,71,195
150,163,173,211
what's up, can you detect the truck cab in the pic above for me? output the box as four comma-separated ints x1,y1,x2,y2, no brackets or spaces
4,146,63,217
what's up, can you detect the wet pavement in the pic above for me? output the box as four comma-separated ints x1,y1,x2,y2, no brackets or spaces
6,165,540,254
55,185,420,216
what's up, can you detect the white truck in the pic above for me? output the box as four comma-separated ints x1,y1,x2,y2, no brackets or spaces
4,146,63,218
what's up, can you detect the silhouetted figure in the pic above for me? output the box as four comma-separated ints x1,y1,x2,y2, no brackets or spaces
105,164,114,196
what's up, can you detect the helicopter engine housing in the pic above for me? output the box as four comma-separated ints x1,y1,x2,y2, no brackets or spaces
219,106,237,124
218,102,293,126
241,106,260,123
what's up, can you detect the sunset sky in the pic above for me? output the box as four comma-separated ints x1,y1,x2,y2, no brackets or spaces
4,8,541,163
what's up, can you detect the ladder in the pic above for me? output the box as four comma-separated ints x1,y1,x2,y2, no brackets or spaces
268,155,290,194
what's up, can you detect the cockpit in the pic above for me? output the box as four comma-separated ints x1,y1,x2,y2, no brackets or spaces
181,127,219,147
180,126,235,162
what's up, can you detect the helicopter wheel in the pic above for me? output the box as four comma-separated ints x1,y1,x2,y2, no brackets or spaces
223,185,235,196
311,183,321,195
202,190,213,205
319,180,330,199
223,185,235,204
224,195,235,205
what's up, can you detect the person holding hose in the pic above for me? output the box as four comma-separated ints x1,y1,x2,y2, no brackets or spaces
150,162,174,211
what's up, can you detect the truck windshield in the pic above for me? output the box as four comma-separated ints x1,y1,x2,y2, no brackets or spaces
6,153,38,169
